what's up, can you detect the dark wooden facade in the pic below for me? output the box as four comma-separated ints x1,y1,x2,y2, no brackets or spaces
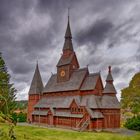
27,17,120,131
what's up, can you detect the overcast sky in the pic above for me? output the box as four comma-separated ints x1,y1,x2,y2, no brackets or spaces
0,0,140,100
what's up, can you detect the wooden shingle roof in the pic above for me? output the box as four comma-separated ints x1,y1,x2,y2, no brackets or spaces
80,73,100,91
57,53,74,67
34,94,120,109
101,95,120,109
34,96,80,108
54,111,83,118
43,68,88,93
28,63,43,95
86,107,104,118
103,82,117,94
32,110,48,116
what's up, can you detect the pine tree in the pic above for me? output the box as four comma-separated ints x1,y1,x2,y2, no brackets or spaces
121,72,140,116
0,52,16,114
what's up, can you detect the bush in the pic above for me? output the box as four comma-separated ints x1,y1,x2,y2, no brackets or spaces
124,116,140,131
11,112,27,122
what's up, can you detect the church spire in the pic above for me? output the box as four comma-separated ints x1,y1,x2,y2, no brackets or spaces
65,10,72,39
28,62,43,95
63,10,73,52
103,66,117,95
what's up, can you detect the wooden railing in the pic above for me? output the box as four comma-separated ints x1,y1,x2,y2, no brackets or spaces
76,113,87,128
80,118,90,131
75,114,90,131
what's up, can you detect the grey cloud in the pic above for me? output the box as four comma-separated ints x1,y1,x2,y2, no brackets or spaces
76,19,113,46
0,0,139,100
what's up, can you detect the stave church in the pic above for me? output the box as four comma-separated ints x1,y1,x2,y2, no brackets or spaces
27,16,120,131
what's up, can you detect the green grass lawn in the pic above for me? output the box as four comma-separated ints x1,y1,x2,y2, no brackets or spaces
0,123,140,140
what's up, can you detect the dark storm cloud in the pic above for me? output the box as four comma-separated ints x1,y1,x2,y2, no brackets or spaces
0,0,139,100
76,19,113,46
20,29,53,53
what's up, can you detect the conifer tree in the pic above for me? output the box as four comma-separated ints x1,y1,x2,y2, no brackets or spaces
0,52,16,114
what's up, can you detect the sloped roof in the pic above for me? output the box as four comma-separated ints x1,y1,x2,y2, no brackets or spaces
35,95,102,109
34,94,120,109
43,68,88,93
57,53,74,67
101,95,120,109
86,107,104,118
80,73,100,91
80,95,101,108
54,110,83,118
34,96,81,108
103,82,117,94
106,73,113,81
28,63,43,95
32,110,48,116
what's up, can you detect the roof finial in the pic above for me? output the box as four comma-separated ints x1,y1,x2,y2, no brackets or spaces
108,66,111,73
68,7,70,21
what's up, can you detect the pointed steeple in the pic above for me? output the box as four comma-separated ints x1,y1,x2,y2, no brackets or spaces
63,12,73,52
106,66,113,82
65,16,72,38
28,62,43,95
103,66,117,94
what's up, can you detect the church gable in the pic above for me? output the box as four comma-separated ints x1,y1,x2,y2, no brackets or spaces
70,53,79,70
43,68,88,93
95,75,104,95
80,73,100,91
70,99,79,108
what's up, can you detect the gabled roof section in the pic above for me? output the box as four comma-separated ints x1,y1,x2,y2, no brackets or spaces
101,95,120,109
103,82,117,94
57,52,74,67
43,68,88,93
86,107,104,118
32,110,48,116
34,96,81,108
34,94,120,109
28,63,43,95
80,73,100,91
80,95,101,108
55,111,83,118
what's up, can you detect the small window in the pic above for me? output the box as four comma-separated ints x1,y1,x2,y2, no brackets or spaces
78,108,80,112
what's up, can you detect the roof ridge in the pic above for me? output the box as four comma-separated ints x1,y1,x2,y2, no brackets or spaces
88,72,100,76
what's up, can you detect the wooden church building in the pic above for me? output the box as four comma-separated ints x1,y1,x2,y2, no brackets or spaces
27,16,120,131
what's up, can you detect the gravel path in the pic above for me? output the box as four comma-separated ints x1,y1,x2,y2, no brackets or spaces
17,123,137,135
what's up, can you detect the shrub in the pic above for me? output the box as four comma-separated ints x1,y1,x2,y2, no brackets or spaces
124,116,140,131
11,112,27,122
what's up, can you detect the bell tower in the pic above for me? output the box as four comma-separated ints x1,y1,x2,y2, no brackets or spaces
57,15,79,82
